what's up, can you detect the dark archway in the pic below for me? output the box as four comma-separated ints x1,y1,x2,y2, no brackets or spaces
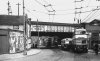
31,31,73,39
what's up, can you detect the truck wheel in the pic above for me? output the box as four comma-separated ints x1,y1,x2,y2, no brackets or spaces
61,46,64,50
73,48,77,52
66,48,69,51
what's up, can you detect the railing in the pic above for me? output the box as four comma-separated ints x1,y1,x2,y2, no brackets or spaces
31,25,75,32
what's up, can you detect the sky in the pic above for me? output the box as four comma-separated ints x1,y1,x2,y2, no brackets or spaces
0,0,100,23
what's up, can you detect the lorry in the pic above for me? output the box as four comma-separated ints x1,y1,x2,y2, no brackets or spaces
71,28,88,53
61,38,72,50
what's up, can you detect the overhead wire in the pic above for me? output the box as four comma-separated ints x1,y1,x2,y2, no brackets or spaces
42,0,56,31
82,10,96,22
92,10,100,19
51,8,100,15
82,10,98,22
74,0,97,23
90,1,100,21
35,0,44,6
42,0,55,11
35,0,49,11
25,8,39,20
81,0,92,22
86,9,100,22
83,0,100,23
81,0,98,22
90,11,100,20
42,0,54,9
26,8,51,21
34,0,100,23
88,1,100,21
42,0,56,22
34,0,56,23
35,0,100,15
32,10,48,14
83,7,100,22
35,0,55,15
26,0,100,24
55,6,100,12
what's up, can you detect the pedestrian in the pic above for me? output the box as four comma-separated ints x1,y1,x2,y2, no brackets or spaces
94,43,99,55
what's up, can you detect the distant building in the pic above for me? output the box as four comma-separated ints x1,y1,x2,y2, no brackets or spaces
81,19,100,49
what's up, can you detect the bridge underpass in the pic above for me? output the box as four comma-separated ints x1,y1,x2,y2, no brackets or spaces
31,31,73,46
31,31,73,39
30,21,82,48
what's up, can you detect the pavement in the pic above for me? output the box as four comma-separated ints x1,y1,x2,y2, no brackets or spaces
0,49,41,60
88,49,100,54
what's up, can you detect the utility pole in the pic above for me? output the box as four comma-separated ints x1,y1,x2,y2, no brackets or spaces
7,1,12,15
16,3,21,16
74,0,83,24
29,18,31,39
7,1,10,15
23,0,27,55
37,19,39,45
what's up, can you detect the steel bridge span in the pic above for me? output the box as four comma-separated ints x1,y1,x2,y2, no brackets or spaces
31,21,82,39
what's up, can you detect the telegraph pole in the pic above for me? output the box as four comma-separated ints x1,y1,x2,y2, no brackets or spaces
37,19,39,42
36,19,39,46
23,0,27,55
7,1,10,15
16,3,21,16
74,0,83,24
7,1,12,15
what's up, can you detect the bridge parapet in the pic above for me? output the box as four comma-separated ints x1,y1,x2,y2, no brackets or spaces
31,25,75,32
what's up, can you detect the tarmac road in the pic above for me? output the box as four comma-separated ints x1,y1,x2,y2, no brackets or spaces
3,49,100,61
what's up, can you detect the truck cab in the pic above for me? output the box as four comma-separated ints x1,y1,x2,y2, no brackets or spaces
61,38,72,50
71,28,88,53
72,37,88,53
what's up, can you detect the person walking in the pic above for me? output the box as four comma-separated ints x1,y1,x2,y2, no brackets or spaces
94,43,99,55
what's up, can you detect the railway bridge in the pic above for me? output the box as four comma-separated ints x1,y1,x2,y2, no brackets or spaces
31,21,82,39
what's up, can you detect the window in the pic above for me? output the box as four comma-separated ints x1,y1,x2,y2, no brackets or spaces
81,31,86,34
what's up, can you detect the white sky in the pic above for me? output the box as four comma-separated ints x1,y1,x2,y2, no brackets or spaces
0,0,100,23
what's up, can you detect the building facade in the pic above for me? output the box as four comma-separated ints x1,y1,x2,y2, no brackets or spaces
0,15,31,54
83,19,100,49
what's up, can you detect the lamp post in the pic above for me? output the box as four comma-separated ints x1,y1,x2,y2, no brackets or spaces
36,19,40,48
23,0,27,55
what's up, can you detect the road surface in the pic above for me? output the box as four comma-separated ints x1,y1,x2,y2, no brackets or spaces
3,49,100,61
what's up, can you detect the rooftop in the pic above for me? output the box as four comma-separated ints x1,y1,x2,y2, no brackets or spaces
0,15,24,25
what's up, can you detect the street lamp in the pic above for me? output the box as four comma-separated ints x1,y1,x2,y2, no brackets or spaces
37,19,39,38
32,10,40,46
